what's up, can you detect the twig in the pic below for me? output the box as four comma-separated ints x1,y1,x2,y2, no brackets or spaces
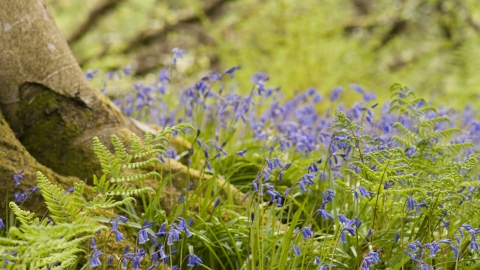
67,0,127,44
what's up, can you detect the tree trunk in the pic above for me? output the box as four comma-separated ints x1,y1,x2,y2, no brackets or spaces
0,0,145,180
0,0,243,218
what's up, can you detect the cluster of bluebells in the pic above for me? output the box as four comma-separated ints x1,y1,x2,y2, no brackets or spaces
10,169,40,204
406,239,454,268
101,56,480,168
87,216,201,269
250,148,292,208
337,214,362,243
75,52,480,270
360,250,381,270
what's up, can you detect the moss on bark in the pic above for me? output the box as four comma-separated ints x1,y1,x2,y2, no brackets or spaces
0,110,82,219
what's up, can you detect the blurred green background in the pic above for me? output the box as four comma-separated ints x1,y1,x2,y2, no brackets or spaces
49,0,480,106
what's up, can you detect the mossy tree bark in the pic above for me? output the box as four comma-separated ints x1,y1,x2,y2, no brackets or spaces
0,0,145,217
0,0,243,219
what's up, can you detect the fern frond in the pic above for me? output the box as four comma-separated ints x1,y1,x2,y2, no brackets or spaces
9,202,36,226
130,133,144,155
110,171,161,183
445,142,475,153
87,196,136,210
420,116,450,129
111,134,132,163
36,172,87,223
122,157,162,169
392,122,418,142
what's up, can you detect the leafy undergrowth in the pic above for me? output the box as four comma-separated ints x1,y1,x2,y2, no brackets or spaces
2,51,480,269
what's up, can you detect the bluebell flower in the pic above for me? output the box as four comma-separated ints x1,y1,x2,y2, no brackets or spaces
123,67,131,76
14,191,28,203
266,189,281,203
167,226,181,246
178,194,184,203
301,226,313,240
107,70,116,79
89,249,103,268
407,195,417,211
138,219,155,244
177,218,193,238
407,252,419,263
395,233,401,243
157,154,165,164
366,229,373,239
119,215,129,223
340,230,347,243
363,92,376,102
450,245,459,259
424,241,439,257
417,263,434,270
350,84,364,94
266,158,273,170
252,181,259,192
224,65,241,79
316,207,333,220
456,235,461,244
353,189,359,200
275,196,282,207
415,201,427,214
156,222,168,237
187,254,203,267
271,158,282,168
384,181,394,190
62,187,74,196
0,218,4,230
360,250,381,270
344,226,356,236
250,72,269,84
338,214,349,224
327,189,336,200
111,217,125,243
107,255,114,265
308,162,318,172
209,72,222,82
172,48,187,66
13,169,24,185
167,148,177,159
85,69,99,80
29,186,39,193
358,187,374,198
235,149,247,157
123,248,146,270
329,86,342,102
292,245,301,256
157,68,170,83
408,241,421,252
470,239,479,250
147,264,159,270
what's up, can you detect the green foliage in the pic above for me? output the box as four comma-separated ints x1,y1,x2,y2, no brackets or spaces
0,201,104,269
0,124,193,268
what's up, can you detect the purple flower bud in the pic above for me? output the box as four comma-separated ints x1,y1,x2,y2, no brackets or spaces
214,198,221,208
